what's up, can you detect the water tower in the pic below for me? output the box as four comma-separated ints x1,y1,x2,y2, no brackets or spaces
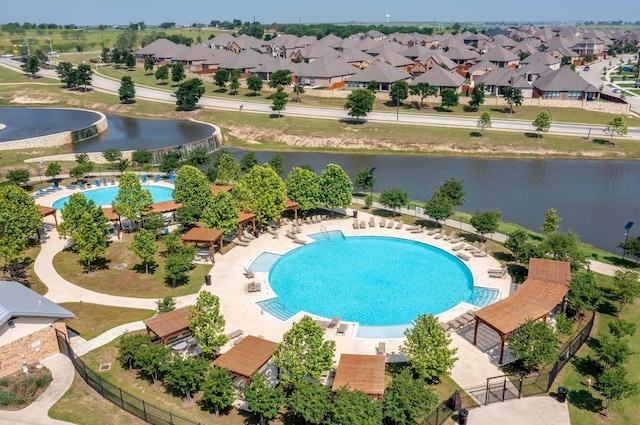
385,14,390,23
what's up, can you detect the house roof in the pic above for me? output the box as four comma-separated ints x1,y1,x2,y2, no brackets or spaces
217,49,264,70
202,49,236,66
411,65,465,87
444,46,480,62
347,61,411,84
331,354,386,396
532,67,599,92
475,68,531,89
468,60,496,74
212,336,277,378
373,51,414,68
172,43,213,62
136,38,178,56
0,281,74,327
208,32,236,47
365,41,405,56
415,51,457,70
295,56,357,79
251,57,302,74
336,49,373,64
300,42,340,60
144,306,191,340
482,45,519,63
399,44,430,59
520,51,560,67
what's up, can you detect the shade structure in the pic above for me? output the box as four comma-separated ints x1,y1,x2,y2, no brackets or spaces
211,185,234,196
332,354,386,398
181,226,224,262
284,198,298,220
211,335,277,382
144,306,191,344
147,200,182,213
237,211,257,235
38,205,58,228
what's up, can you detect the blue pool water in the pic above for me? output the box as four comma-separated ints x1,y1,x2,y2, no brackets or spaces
267,236,475,327
52,186,174,209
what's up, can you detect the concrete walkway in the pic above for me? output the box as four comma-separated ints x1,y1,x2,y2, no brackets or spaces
467,396,570,425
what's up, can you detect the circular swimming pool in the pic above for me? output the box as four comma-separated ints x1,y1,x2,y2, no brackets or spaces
268,236,474,326
52,185,174,209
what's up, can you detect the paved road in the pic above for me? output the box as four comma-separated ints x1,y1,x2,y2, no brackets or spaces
1,57,639,140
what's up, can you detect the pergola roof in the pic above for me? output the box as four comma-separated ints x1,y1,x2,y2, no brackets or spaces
211,185,234,195
144,306,191,343
238,211,256,226
101,207,119,221
38,205,56,217
526,258,572,285
212,336,277,379
147,200,182,213
181,227,223,245
284,198,298,210
331,354,386,397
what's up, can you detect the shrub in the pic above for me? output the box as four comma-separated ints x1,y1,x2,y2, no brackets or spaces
0,389,13,406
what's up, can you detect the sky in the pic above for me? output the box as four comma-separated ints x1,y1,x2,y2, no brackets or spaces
4,0,639,26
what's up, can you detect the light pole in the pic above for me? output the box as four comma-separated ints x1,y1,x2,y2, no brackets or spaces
368,167,376,205
623,221,634,259
396,95,399,122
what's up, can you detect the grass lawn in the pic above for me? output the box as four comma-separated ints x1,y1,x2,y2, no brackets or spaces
60,302,155,340
0,244,47,295
52,232,210,298
554,273,640,425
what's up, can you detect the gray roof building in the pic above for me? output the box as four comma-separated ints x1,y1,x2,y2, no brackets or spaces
295,56,357,79
411,66,465,90
532,67,599,92
347,61,412,84
373,51,414,68
0,281,74,328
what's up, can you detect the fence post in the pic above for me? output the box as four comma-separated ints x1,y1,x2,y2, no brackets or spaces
485,378,489,406
502,376,507,402
142,399,147,422
119,388,124,409
518,375,524,398
170,411,173,425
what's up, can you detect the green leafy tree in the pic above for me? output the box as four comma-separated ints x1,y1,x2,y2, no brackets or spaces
319,163,352,215
173,165,214,224
159,151,181,174
401,314,457,383
541,208,561,234
268,69,292,88
74,210,109,272
213,69,229,90
271,86,288,117
188,291,227,356
344,89,376,123
555,313,574,336
45,162,62,180
186,145,210,166
155,64,170,84
244,373,286,425
202,191,239,236
532,110,551,138
390,80,409,105
143,56,155,73
119,75,136,103
470,209,502,240
355,167,376,197
379,188,408,216
246,75,263,95
366,80,379,92
175,78,205,111
468,83,486,111
382,368,438,425
272,315,336,387
235,164,286,224
117,334,152,369
133,340,171,385
541,231,587,269
409,82,437,110
201,367,235,417
266,153,285,175
55,61,74,87
22,55,40,78
132,149,153,169
213,150,240,184
596,366,639,417
503,86,523,113
608,319,637,338
115,158,130,175
112,173,153,223
240,152,258,172
171,62,185,84
507,319,559,371
477,111,492,135
293,83,305,102
164,244,196,286
124,52,136,70
163,356,209,404
505,228,530,263
328,387,382,425
0,185,42,279
424,194,453,226
286,167,321,212
440,88,459,111
288,380,331,425
75,64,93,91
596,335,633,369
156,296,176,314
142,211,164,234
613,269,640,315
604,116,628,144
102,149,123,170
436,178,465,206
6,169,30,185
129,229,157,274
229,73,240,95
619,236,640,264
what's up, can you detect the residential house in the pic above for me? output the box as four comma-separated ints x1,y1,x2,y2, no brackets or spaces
365,41,405,56
491,34,518,50
295,56,358,87
251,57,302,81
517,61,553,83
443,45,480,65
520,51,561,70
135,38,187,63
410,65,465,94
216,49,265,75
532,67,600,100
410,50,458,76
399,44,431,61
371,51,414,70
0,281,74,377
571,35,607,58
171,43,214,69
208,32,235,50
299,42,340,62
474,68,533,97
463,33,490,49
201,49,237,71
336,49,374,70
481,46,520,68
345,61,412,90
227,34,262,53
467,60,496,81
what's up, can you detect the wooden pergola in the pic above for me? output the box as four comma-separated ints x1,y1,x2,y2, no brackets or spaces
101,207,121,239
144,306,191,344
181,227,224,262
284,198,299,220
331,354,386,398
211,185,234,196
211,336,277,384
147,200,182,213
473,259,571,364
237,211,257,235
38,205,58,228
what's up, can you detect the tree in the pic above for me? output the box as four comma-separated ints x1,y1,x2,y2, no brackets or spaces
271,86,288,117
213,68,229,90
132,149,153,169
288,380,331,425
124,52,136,70
186,145,210,166
380,188,408,216
129,229,157,274
74,210,109,272
390,80,409,106
201,367,235,417
75,64,93,91
436,178,465,206
173,165,214,223
424,194,453,226
293,83,305,102
240,152,258,172
246,75,263,95
244,373,285,425
6,169,30,185
596,366,639,417
175,78,205,111
470,209,502,240
133,340,171,385
102,148,123,170
164,244,196,286
608,319,637,338
156,296,176,314
213,150,240,184
202,191,239,236
477,111,492,135
112,173,153,223
604,116,628,144
45,162,62,180
159,151,181,174
235,164,286,224
171,63,185,85
55,61,74,87
541,208,561,234
355,167,376,198
119,75,136,103
22,55,40,78
532,110,551,138
541,231,587,270
268,69,292,88
286,167,321,212
440,88,459,111
143,56,155,74
401,314,457,383
507,319,559,371
189,291,227,356
382,368,438,425
266,153,285,175
319,163,353,215
272,315,336,387
344,89,376,123
613,269,640,315
596,335,633,369
155,64,169,84
409,82,437,110
367,80,379,92
619,236,640,264
163,356,209,404
142,211,164,234
468,83,486,111
503,86,523,113
229,72,240,95
118,334,152,369
505,228,530,263
328,387,382,425
0,185,42,279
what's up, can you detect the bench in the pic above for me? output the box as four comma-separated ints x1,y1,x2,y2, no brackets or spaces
227,329,244,340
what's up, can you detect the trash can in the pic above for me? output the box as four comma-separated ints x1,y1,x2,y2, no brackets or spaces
557,386,568,403
353,210,358,219
204,275,211,286
457,408,469,425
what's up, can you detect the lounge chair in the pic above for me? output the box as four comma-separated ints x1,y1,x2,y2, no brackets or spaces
227,329,244,340
376,342,386,356
293,238,306,245
64,185,76,190
449,236,465,244
439,322,452,332
461,311,476,322
359,220,366,229
102,177,108,186
433,229,446,239
488,267,508,278
446,320,461,330
457,252,471,261
243,268,255,279
110,179,116,185
336,323,348,335
395,221,403,230
142,175,148,183
465,241,479,251
452,243,466,251
405,225,419,231
472,251,488,258
387,219,394,229
286,230,297,240
379,218,386,228
353,219,359,229
315,320,330,330
410,226,424,233
77,181,85,190
297,218,303,226
369,217,375,227
94,179,101,187
154,174,161,182
427,228,440,236
243,230,256,240
328,316,340,328
245,282,261,293
234,238,249,247
443,231,455,241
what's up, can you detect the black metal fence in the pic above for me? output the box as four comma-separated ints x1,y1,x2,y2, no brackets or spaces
55,330,202,425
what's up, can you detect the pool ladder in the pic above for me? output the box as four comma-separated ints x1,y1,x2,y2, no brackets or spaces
320,225,329,239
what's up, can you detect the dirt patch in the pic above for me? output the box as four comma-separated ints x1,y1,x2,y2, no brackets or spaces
12,90,57,104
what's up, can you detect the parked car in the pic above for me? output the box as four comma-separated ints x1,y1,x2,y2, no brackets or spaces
612,88,621,93
583,66,590,71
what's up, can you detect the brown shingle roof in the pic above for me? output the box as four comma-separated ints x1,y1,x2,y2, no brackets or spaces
181,227,224,244
527,258,571,285
212,336,277,378
144,306,191,341
147,200,182,213
332,354,386,397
